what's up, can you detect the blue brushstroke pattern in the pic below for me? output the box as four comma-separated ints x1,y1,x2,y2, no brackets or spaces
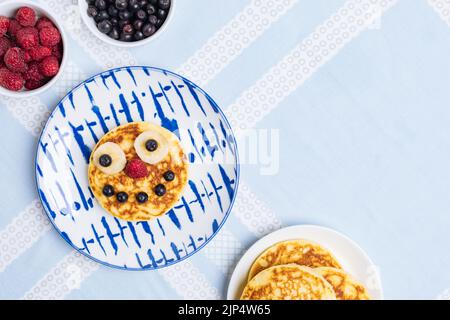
137,221,155,245
69,122,91,163
149,85,180,138
183,79,206,116
101,217,119,255
167,209,182,229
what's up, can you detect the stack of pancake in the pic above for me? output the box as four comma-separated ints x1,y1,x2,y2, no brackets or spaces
240,239,370,300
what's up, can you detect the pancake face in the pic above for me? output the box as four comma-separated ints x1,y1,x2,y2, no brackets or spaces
248,239,342,281
88,122,188,221
241,265,336,300
316,267,371,300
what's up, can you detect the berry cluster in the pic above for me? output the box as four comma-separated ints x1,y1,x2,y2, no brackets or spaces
0,7,63,92
86,0,171,42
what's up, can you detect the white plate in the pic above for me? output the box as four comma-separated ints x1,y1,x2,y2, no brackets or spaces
227,225,383,300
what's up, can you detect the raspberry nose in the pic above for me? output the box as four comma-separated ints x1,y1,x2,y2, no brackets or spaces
124,158,149,179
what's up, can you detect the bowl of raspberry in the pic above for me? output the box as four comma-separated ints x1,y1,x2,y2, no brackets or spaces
79,0,174,47
0,0,67,97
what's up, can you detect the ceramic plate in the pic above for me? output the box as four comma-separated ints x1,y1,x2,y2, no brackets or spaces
36,66,239,270
227,225,383,299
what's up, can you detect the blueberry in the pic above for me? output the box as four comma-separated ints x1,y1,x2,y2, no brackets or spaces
115,0,127,10
156,18,163,28
87,6,99,18
148,14,157,25
156,9,167,19
134,31,144,41
142,23,155,37
119,10,132,20
145,139,158,151
108,6,118,17
102,185,115,197
129,3,140,12
99,154,112,167
158,0,170,10
95,0,107,10
146,4,156,15
110,17,119,26
97,20,112,34
134,31,144,40
136,9,147,20
116,192,129,203
94,10,109,22
163,170,175,182
118,19,129,28
149,0,157,4
136,192,148,203
138,0,148,7
108,28,120,39
154,184,166,196
133,19,144,30
120,33,133,41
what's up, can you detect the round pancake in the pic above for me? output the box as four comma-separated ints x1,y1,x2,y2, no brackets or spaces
315,267,371,300
248,239,342,281
88,122,189,221
241,264,336,300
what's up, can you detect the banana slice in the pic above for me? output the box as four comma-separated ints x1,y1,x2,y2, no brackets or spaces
92,142,127,175
134,130,169,164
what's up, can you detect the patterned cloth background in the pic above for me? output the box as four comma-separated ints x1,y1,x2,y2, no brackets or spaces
1,0,450,299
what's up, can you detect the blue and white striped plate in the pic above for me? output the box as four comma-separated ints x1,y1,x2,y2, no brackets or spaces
35,66,239,270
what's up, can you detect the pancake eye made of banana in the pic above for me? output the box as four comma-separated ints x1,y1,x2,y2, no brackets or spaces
93,142,127,175
134,130,169,164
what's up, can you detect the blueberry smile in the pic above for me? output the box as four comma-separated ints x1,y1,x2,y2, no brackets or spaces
104,183,168,203
102,184,115,197
136,192,149,203
116,191,129,203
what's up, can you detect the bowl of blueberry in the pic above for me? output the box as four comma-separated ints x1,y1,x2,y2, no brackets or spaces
80,0,173,47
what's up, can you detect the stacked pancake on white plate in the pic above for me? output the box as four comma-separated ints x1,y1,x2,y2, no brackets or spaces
241,239,370,300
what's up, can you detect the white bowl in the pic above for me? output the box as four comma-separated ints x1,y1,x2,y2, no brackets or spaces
79,0,175,48
0,0,68,98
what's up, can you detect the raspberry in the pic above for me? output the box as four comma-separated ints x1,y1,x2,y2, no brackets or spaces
39,26,61,47
16,27,39,49
23,61,44,81
125,159,149,179
0,16,10,37
28,45,52,61
51,44,62,61
0,67,24,91
0,37,12,58
39,56,59,77
4,47,27,73
36,17,54,30
8,19,22,37
16,7,36,27
24,50,31,62
24,79,44,90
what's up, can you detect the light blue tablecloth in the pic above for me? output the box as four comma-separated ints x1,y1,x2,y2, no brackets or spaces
1,0,450,300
